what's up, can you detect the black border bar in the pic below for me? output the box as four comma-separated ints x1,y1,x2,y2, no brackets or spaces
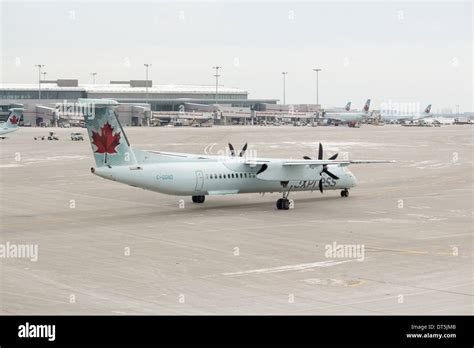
0,315,472,346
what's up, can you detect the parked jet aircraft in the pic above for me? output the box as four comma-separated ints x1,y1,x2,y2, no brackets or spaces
81,99,393,210
324,99,371,124
324,101,352,113
0,108,23,138
379,104,431,123
422,116,455,125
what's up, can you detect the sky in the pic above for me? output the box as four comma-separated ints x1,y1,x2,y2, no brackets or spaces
1,1,472,112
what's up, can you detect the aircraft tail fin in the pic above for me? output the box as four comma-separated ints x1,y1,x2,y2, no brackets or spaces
80,99,137,168
5,108,23,128
345,102,351,111
363,99,371,113
424,104,432,114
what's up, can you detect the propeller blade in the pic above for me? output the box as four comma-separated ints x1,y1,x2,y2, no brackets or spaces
239,143,248,157
228,143,235,156
328,153,338,160
323,168,339,180
303,156,311,160
318,142,323,160
319,179,323,193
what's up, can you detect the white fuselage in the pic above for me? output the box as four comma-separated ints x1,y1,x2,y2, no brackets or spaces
93,159,357,196
324,112,366,123
379,112,428,123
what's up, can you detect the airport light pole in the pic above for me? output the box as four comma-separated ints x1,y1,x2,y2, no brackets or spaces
35,64,45,102
42,71,47,81
313,68,322,106
91,72,97,84
212,66,221,105
144,63,152,106
282,72,288,105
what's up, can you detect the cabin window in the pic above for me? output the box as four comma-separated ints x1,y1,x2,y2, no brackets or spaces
240,173,243,178
231,174,235,178
219,174,222,179
244,173,247,178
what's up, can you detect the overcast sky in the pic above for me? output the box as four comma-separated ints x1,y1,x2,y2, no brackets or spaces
1,1,472,112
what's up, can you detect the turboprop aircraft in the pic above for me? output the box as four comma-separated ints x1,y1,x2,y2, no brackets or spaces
81,99,393,210
0,108,23,138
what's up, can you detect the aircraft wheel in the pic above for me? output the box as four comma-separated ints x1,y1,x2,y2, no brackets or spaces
192,195,205,203
341,189,349,198
276,198,283,210
276,198,290,210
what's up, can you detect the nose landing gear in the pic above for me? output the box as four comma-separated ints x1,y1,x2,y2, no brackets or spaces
341,189,349,198
192,195,205,203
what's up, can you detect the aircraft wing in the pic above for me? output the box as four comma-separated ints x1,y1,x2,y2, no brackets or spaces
282,159,394,166
282,160,350,166
246,159,394,181
346,160,395,164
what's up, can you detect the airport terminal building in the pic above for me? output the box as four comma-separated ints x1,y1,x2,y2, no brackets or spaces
0,79,281,126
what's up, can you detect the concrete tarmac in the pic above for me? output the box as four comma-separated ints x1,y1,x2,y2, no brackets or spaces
0,125,472,314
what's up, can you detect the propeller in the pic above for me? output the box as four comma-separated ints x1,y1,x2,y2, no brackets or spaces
228,143,235,156
239,143,248,157
303,142,339,193
228,142,248,157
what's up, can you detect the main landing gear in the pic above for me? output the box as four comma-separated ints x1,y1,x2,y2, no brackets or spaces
276,198,290,210
192,195,205,203
340,189,349,198
276,185,292,210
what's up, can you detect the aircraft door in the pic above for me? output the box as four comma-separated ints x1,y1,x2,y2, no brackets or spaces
195,170,204,191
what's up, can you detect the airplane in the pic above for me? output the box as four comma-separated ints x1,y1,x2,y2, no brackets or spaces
323,101,352,113
323,99,371,124
0,108,23,138
422,116,454,125
81,99,394,210
379,104,431,124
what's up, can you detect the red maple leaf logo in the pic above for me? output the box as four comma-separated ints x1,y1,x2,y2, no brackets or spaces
10,115,18,125
91,122,121,155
